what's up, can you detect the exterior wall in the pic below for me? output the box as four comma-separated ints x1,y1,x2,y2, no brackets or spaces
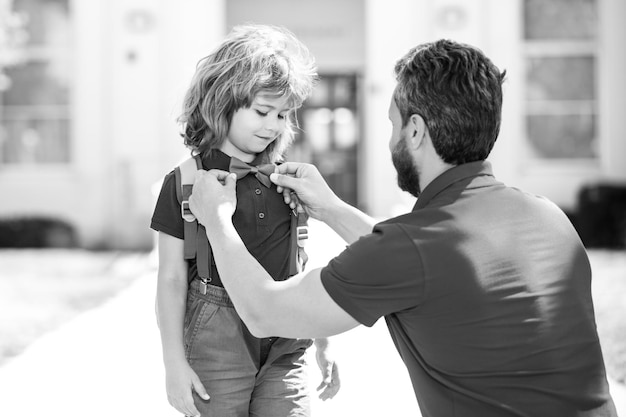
362,0,428,217
0,0,111,248
106,0,226,249
599,0,626,180
363,0,626,216
0,0,226,249
106,0,162,249
1,0,623,248
490,0,626,210
226,0,364,73
363,0,522,217
485,0,524,190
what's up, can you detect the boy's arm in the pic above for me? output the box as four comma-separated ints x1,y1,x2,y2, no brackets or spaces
313,338,341,400
156,232,209,417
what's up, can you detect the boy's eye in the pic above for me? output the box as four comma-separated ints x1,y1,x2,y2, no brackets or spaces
256,109,288,120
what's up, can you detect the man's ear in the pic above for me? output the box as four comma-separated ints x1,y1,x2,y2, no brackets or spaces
407,114,427,149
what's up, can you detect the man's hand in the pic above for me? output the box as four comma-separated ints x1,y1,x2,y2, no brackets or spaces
165,361,209,417
270,162,341,221
189,169,236,226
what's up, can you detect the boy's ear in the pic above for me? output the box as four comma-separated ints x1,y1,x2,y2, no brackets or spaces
407,114,427,149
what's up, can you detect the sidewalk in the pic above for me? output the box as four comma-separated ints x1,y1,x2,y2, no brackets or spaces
0,220,623,416
0,221,419,417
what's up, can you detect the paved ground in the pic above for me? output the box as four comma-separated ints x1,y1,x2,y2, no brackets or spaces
0,220,623,416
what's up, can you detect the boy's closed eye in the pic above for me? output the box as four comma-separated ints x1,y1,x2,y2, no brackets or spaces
255,109,288,120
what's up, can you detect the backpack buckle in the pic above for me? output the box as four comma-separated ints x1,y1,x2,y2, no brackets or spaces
181,200,196,222
296,225,308,248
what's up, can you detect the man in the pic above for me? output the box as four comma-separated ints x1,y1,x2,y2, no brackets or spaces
189,40,617,416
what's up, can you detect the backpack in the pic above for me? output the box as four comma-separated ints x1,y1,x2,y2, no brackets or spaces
174,155,309,292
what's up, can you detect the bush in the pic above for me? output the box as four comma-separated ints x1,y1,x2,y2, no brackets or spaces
576,184,626,249
0,217,77,248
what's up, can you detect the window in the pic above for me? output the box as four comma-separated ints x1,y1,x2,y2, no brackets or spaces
0,0,72,165
523,0,598,160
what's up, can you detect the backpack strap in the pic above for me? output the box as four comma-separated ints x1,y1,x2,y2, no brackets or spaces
288,208,309,276
195,223,212,281
174,155,212,281
176,155,202,222
175,154,308,281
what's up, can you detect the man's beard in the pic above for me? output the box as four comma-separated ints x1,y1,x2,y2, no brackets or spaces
391,135,421,198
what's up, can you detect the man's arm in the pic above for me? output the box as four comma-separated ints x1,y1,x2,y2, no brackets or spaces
313,197,375,246
270,163,376,244
189,170,361,339
207,221,359,338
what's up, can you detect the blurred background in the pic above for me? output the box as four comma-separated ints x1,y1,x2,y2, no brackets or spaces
0,1,625,415
0,0,624,250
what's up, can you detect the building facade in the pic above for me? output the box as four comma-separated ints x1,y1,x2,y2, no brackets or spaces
1,0,624,249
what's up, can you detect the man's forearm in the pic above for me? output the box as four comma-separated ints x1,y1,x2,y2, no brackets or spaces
270,164,375,243
320,199,376,244
203,215,277,337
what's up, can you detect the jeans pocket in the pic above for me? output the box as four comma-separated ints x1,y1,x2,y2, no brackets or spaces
183,295,219,357
183,293,203,336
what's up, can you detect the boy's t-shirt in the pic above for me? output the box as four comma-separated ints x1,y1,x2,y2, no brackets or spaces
150,150,293,284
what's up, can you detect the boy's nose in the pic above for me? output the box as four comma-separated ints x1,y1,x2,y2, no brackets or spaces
264,117,280,133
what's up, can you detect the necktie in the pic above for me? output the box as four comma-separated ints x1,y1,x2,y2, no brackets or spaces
228,157,275,188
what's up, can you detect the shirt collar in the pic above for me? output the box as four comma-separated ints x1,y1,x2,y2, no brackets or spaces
201,149,230,170
413,160,494,210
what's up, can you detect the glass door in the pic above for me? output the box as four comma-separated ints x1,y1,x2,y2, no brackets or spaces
288,74,360,207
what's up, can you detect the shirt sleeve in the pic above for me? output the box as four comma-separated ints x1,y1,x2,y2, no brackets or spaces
320,223,425,327
150,171,184,239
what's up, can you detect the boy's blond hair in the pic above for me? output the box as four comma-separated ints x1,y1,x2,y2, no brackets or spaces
178,24,318,162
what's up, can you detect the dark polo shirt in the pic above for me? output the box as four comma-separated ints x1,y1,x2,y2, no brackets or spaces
321,161,615,417
151,150,292,284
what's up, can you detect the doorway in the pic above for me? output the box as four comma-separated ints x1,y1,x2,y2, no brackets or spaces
287,74,361,207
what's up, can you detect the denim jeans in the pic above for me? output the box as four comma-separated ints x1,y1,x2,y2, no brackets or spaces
184,280,313,417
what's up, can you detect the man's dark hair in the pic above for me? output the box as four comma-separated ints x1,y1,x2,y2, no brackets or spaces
393,39,506,165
